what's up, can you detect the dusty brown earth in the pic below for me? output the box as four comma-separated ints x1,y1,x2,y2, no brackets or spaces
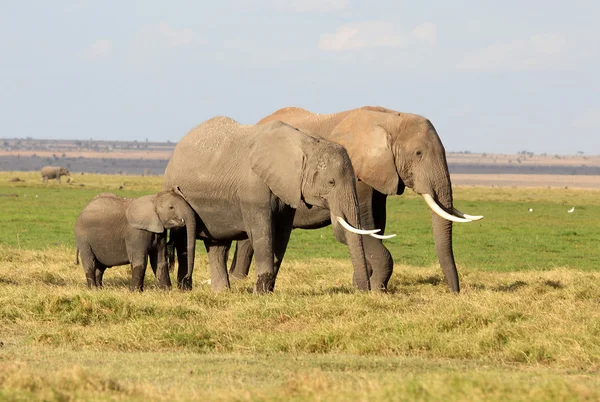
447,153,600,167
448,153,600,189
451,173,600,189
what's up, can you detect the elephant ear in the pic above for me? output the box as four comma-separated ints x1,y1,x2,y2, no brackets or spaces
126,195,164,233
249,122,305,209
329,124,399,195
168,185,187,201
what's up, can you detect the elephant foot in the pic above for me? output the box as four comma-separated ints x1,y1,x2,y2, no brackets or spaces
210,282,230,292
370,283,388,293
230,271,249,281
177,277,193,290
254,273,275,293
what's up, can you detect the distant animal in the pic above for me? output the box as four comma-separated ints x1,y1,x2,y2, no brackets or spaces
8,177,23,182
41,166,70,183
74,187,197,291
567,207,575,213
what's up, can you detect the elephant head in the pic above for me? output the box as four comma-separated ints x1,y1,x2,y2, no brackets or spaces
327,108,483,292
249,121,374,290
126,186,197,282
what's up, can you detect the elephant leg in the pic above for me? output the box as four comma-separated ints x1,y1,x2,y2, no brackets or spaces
356,183,393,291
243,213,275,293
229,240,254,280
78,245,98,288
129,253,149,292
172,228,192,290
150,236,172,290
362,235,393,291
204,240,232,292
95,266,107,288
273,207,296,279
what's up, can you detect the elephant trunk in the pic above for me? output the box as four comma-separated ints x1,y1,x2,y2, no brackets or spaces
330,191,371,291
430,182,460,293
182,207,197,281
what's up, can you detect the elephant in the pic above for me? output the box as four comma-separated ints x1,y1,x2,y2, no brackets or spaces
74,187,197,291
163,116,379,293
41,166,71,183
228,106,483,293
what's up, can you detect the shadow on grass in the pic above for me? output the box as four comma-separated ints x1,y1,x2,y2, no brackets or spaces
492,280,527,292
298,285,356,296
0,276,19,285
543,280,564,289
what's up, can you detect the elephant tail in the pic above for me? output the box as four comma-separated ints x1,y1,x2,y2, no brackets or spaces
75,248,80,265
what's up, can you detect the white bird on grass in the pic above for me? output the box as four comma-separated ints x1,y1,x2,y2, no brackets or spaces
567,207,575,213
528,208,533,212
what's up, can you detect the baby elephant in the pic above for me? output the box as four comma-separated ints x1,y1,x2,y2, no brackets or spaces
74,187,197,291
41,166,71,183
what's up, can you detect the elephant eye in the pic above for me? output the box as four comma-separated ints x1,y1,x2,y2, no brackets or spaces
415,150,423,158
328,179,335,186
169,205,175,210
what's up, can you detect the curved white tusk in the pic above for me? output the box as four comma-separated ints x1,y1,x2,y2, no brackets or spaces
422,194,472,223
452,207,484,221
370,233,397,239
335,216,381,235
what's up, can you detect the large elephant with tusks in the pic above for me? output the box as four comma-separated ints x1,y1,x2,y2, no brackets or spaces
229,106,483,293
163,116,379,293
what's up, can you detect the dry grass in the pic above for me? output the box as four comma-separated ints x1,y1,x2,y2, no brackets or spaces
0,171,163,192
1,247,600,400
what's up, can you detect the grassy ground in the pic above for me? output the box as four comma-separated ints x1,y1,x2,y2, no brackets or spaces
1,171,600,400
1,171,599,271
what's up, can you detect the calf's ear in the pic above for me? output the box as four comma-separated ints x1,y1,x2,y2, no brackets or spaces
126,195,164,233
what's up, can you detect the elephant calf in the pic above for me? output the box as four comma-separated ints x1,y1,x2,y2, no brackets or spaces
74,187,197,291
41,166,71,183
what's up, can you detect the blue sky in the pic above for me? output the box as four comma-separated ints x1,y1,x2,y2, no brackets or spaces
1,1,599,154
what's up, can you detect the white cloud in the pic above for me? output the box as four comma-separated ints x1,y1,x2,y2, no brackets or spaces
319,21,407,52
83,39,112,61
457,33,573,72
271,0,349,13
412,22,436,45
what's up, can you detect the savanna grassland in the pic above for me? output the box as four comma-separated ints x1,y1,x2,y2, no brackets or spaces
1,171,600,401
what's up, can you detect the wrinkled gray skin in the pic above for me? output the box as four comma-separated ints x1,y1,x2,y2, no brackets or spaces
74,187,196,291
41,166,70,183
230,106,463,293
163,116,370,293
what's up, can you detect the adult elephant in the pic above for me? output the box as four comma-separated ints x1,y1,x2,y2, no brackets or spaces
229,106,483,293
41,166,71,183
163,116,378,293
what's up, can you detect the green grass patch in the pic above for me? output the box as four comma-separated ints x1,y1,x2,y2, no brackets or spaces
2,171,599,271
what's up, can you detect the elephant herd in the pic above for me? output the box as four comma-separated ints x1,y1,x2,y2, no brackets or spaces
73,106,483,294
